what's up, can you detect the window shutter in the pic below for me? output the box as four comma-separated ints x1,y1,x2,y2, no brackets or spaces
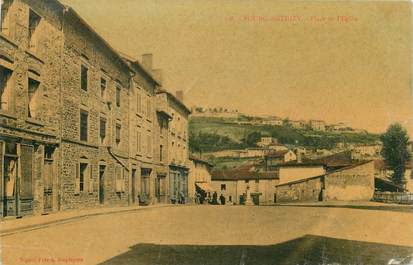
89,165,93,193
20,144,34,199
75,163,80,194
115,166,121,192
121,168,126,192
0,141,3,206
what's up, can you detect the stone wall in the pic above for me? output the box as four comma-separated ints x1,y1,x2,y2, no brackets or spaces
325,161,374,201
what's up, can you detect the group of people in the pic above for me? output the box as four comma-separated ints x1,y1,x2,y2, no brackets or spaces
195,191,231,205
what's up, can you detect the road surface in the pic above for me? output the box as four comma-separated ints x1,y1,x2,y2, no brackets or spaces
2,205,413,265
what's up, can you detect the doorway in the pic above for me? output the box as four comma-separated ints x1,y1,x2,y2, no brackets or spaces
99,165,106,204
131,169,137,204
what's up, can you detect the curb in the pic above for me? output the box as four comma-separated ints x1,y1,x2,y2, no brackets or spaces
0,204,177,237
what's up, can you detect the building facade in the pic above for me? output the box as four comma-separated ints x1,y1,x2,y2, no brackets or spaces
0,0,63,217
276,161,375,202
0,0,188,218
157,90,191,203
211,166,278,205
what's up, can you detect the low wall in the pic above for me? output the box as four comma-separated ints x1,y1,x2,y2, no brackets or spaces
373,192,413,204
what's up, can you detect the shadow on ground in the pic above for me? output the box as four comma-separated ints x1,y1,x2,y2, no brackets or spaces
99,235,413,265
273,204,413,213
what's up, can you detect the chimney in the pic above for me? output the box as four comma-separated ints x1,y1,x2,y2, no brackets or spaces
141,53,153,70
152,69,162,83
176,90,184,102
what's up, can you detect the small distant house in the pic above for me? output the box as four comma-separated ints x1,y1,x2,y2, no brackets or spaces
211,166,278,205
189,156,214,201
351,144,382,160
309,120,326,131
257,137,278,147
264,150,297,169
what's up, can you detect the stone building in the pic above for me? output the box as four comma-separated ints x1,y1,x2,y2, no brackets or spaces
0,0,63,217
276,161,375,202
157,89,191,203
59,7,134,211
211,166,279,205
0,0,188,218
188,156,213,202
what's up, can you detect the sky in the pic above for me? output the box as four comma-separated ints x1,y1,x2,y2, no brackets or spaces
61,0,412,134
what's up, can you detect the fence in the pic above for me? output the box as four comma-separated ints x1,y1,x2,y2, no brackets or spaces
373,192,413,204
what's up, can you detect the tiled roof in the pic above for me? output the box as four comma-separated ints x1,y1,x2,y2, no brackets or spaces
211,166,278,181
265,150,290,158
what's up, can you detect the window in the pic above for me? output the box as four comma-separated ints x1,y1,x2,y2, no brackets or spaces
116,84,121,107
115,123,121,144
160,145,163,161
221,184,226,191
28,78,40,118
28,9,41,50
0,0,12,35
81,64,88,91
99,117,106,144
80,110,88,142
245,180,249,184
136,130,141,153
0,66,12,111
136,91,141,113
76,161,93,194
79,162,87,192
100,77,107,99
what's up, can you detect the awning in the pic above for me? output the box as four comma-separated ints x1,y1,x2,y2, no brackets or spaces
196,182,213,192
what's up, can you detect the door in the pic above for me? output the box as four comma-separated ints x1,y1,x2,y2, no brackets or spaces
43,159,53,212
99,165,105,204
3,156,17,216
131,169,137,203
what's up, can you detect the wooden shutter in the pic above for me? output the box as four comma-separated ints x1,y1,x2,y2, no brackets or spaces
115,166,121,192
75,163,80,194
89,165,93,193
0,141,3,215
20,145,34,199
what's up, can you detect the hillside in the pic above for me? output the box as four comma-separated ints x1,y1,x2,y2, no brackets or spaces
189,116,380,153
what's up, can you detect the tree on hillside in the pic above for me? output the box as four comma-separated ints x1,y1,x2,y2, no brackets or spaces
242,131,262,147
380,123,411,186
282,118,291,127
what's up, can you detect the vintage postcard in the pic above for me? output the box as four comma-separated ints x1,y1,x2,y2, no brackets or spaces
0,0,412,264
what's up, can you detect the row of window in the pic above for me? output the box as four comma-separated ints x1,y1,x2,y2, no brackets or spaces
1,2,42,53
0,65,41,119
75,161,125,194
81,63,124,108
80,110,121,145
135,88,153,120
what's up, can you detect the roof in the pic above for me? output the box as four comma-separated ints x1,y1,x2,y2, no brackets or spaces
120,54,161,86
374,159,412,170
310,151,353,168
276,160,373,187
211,165,278,181
274,161,325,168
189,156,213,167
157,89,191,114
374,177,406,192
265,150,290,158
